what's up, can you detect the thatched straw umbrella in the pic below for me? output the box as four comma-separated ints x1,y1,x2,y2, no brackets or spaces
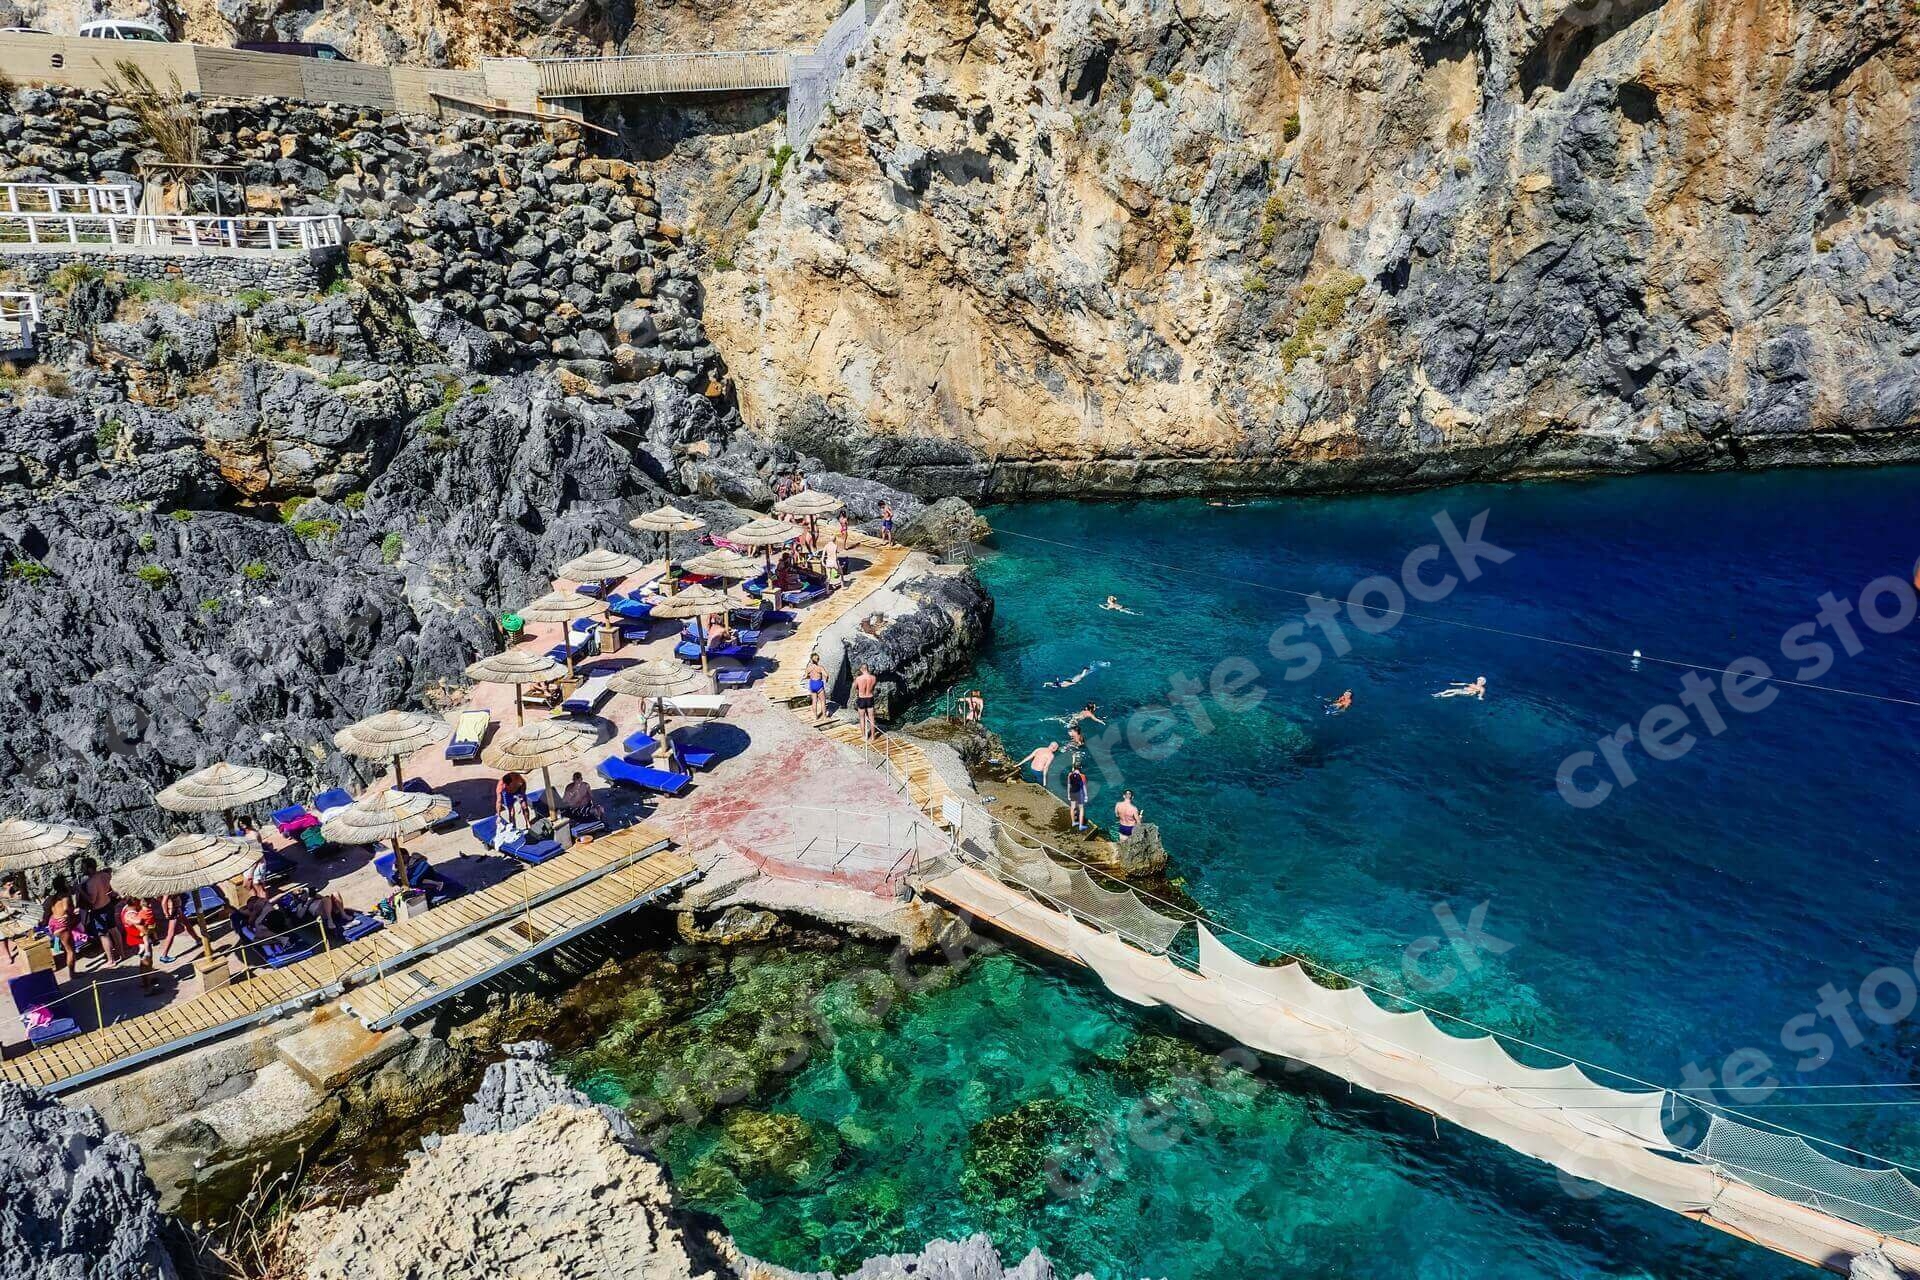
333,710,450,787
0,819,95,874
115,832,263,949
610,658,706,745
516,590,603,679
465,650,566,725
482,720,598,822
156,761,288,832
645,585,732,674
321,788,452,889
557,548,649,605
775,489,844,546
629,505,706,594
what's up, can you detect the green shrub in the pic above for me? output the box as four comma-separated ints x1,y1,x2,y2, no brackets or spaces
1168,70,1186,86
713,255,735,272
1169,204,1193,260
198,597,223,613
321,277,351,297
277,496,309,523
241,560,272,581
290,518,341,542
1145,75,1167,103
1259,195,1286,249
250,332,309,365
94,420,120,453
1244,274,1268,294
168,509,193,522
5,558,50,583
46,261,104,295
768,143,795,186
234,288,271,311
341,490,368,512
136,532,156,552
380,532,403,565
1283,112,1300,142
1278,271,1365,372
324,371,361,389
134,564,171,589
1813,235,1834,254
124,277,200,305
1453,156,1472,175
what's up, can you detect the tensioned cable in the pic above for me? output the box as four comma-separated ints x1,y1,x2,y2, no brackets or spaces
989,526,1920,710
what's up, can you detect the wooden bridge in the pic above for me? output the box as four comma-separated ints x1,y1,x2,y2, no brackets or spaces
2,826,694,1094
533,50,793,99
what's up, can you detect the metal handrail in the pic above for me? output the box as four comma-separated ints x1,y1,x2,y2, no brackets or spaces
0,182,140,216
533,47,794,64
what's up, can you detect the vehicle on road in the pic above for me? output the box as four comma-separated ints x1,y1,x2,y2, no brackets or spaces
235,40,351,60
76,19,170,41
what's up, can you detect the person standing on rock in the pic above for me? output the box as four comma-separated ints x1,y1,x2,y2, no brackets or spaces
807,653,829,722
854,664,880,740
838,511,852,548
1114,791,1142,840
1066,760,1090,831
1014,741,1060,786
880,501,895,545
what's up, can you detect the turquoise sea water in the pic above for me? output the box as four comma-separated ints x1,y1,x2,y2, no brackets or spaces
581,469,1920,1278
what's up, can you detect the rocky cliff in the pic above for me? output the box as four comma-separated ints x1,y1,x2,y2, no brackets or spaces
293,1041,1093,1280
706,0,1920,496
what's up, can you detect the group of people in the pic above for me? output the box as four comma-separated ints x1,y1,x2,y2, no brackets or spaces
9,860,202,993
494,769,606,834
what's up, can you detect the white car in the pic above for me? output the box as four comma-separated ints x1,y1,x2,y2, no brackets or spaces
76,19,170,41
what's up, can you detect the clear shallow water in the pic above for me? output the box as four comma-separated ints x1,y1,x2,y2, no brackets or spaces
580,469,1920,1279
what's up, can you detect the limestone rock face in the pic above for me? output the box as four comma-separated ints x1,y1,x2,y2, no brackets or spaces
706,0,1920,496
0,1083,177,1280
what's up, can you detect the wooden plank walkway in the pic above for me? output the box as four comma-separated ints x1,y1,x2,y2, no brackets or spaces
534,51,793,98
763,540,912,704
342,848,696,1028
816,720,964,828
0,825,677,1092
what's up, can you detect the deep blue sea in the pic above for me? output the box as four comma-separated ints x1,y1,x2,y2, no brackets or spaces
589,469,1920,1279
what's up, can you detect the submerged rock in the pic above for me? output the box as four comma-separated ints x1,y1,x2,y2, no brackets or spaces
0,1083,177,1280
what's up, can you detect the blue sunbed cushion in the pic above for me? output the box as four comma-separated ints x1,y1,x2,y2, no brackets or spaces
269,804,307,826
716,668,755,687
622,729,658,758
336,911,383,942
313,787,354,812
598,757,692,795
29,1017,80,1045
374,850,431,887
180,886,227,918
676,745,719,771
501,837,564,864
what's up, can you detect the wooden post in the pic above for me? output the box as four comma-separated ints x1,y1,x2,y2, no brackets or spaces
91,980,104,1032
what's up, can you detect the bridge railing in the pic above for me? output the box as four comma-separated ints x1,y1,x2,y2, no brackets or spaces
533,50,793,98
0,211,346,253
0,182,140,216
0,291,40,351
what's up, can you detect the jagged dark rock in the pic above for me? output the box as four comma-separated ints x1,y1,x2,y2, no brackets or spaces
0,1083,177,1280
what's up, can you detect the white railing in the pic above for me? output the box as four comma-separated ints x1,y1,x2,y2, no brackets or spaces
0,182,140,216
0,291,39,351
0,212,345,253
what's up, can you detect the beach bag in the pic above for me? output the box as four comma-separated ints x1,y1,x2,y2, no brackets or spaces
526,815,555,843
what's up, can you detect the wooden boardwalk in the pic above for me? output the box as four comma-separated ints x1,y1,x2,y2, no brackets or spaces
534,51,793,98
762,540,912,704
816,719,964,828
1,825,683,1092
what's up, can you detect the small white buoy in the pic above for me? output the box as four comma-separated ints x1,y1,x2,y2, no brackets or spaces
1630,649,1642,671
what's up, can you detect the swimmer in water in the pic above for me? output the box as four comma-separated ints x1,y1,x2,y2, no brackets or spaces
1325,690,1353,715
1043,661,1108,689
1066,702,1105,728
1433,676,1488,700
1101,595,1136,614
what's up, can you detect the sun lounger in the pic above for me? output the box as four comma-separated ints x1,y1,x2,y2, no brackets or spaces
313,787,354,816
674,743,719,771
653,694,730,719
622,729,658,759
716,667,757,688
546,634,594,665
235,916,320,968
333,911,384,943
10,970,80,1046
179,885,228,921
786,584,831,606
399,777,467,831
598,756,692,796
270,804,319,838
566,814,607,838
375,849,432,888
563,670,614,715
608,595,654,621
469,813,564,863
446,711,490,762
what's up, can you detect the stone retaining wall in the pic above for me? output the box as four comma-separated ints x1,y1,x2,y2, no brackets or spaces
0,247,336,296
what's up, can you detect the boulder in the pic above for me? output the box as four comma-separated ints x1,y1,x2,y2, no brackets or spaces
0,1083,178,1280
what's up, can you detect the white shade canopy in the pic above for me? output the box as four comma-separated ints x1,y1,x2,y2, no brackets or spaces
465,650,567,686
155,762,288,815
0,819,96,873
726,518,803,549
629,505,706,534
482,719,599,774
609,658,707,700
515,591,602,624
320,788,453,846
114,833,261,898
645,586,731,620
775,490,844,518
333,710,450,762
558,548,649,583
